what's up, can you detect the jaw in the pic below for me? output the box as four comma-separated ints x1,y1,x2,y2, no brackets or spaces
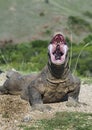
48,44,68,66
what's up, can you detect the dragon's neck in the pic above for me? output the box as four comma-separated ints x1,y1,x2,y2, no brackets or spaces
48,55,69,79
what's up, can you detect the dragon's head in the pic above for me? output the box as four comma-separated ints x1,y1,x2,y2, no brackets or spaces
48,32,68,66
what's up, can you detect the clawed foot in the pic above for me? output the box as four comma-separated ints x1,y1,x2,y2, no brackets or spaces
66,100,80,107
66,97,87,107
31,104,52,112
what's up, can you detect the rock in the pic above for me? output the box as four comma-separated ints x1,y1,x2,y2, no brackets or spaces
22,115,32,122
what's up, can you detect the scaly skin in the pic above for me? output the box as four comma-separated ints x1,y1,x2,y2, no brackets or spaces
28,33,81,111
0,70,37,100
28,63,80,111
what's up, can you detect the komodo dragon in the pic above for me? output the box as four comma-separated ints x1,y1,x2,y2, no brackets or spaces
27,32,81,111
0,32,81,111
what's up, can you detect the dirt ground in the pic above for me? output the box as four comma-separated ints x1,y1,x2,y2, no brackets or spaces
0,73,92,130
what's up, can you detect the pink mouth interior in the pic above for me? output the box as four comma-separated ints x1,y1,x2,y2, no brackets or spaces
48,43,68,65
53,44,64,60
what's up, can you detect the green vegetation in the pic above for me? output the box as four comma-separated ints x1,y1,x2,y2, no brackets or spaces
82,78,92,85
67,16,92,34
83,11,92,18
18,112,92,130
0,36,92,77
0,0,92,42
67,35,92,76
70,43,92,76
0,40,48,73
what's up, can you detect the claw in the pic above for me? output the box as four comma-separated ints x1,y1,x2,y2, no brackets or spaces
31,104,52,112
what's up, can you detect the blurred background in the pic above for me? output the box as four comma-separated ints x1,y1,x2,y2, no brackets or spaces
0,0,92,77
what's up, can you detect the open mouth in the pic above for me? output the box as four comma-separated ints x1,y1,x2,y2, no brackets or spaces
48,43,68,65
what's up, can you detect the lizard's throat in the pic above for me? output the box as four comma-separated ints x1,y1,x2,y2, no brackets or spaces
48,62,68,79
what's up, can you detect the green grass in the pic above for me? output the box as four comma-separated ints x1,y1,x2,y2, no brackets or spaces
82,77,92,84
0,0,92,43
18,112,92,130
0,38,92,76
